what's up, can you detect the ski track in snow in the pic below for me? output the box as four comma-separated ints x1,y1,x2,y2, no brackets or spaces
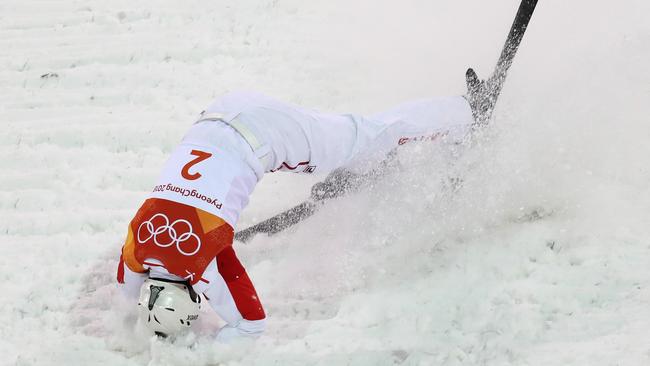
1,0,649,365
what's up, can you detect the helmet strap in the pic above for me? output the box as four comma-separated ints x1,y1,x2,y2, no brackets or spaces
148,285,165,310
149,277,200,304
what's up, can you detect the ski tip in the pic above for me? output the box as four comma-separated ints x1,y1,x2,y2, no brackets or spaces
465,67,480,91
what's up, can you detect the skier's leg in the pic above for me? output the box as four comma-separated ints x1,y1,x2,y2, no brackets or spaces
201,247,266,341
343,96,474,171
369,95,474,144
311,96,473,197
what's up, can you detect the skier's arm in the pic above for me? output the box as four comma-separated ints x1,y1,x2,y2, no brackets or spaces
198,253,266,342
203,283,266,342
116,255,148,299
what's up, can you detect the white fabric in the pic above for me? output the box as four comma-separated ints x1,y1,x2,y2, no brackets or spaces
149,124,258,227
202,91,474,176
119,264,148,299
195,112,272,171
148,91,473,229
215,319,266,343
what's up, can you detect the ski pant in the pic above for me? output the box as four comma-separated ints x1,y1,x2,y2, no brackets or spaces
197,91,475,177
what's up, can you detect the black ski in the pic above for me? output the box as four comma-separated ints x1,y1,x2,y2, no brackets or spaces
235,0,538,243
492,0,538,99
466,0,538,123
235,201,317,243
235,165,388,243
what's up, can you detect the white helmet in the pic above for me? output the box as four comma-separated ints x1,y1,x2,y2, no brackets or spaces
137,278,201,337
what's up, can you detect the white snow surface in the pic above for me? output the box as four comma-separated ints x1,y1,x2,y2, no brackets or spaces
2,0,650,365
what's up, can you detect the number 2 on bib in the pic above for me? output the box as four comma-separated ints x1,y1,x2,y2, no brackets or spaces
181,150,212,180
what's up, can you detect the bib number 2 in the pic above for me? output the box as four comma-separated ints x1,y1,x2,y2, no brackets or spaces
181,150,212,181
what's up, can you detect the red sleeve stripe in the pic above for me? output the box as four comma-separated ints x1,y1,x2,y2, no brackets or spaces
117,254,125,284
270,161,310,172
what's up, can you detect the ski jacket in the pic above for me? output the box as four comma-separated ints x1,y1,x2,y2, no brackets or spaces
118,198,233,286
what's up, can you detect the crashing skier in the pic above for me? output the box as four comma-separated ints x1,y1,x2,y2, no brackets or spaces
115,0,537,343
116,80,498,341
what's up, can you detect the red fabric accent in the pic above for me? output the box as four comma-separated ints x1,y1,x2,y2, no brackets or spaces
217,246,266,321
142,261,163,267
181,150,213,180
270,160,310,172
117,253,125,284
130,198,234,285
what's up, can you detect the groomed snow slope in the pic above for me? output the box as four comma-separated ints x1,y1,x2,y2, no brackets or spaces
1,1,649,365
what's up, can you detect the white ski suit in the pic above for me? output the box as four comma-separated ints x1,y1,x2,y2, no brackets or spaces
118,91,474,341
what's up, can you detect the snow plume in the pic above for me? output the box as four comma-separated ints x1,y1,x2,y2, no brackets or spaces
1,0,649,365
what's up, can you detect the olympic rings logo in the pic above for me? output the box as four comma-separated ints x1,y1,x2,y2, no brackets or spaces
137,213,201,256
